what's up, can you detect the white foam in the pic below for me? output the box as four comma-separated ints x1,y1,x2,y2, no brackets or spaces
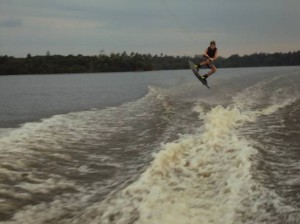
1,74,299,223
69,92,300,224
0,86,173,223
0,128,14,139
65,106,255,224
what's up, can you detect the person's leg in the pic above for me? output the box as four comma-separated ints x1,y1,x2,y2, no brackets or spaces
206,64,217,77
199,59,210,67
195,59,210,70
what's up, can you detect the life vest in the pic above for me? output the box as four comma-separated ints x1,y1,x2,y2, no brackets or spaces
207,47,217,58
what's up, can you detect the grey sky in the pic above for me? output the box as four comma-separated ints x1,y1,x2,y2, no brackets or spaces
0,0,299,57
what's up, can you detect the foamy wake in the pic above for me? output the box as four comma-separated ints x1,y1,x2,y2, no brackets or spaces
70,95,297,224
2,76,299,224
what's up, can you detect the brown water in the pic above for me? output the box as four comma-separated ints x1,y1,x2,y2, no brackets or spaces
0,67,300,223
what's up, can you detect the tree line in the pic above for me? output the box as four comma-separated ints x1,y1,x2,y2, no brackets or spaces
0,51,299,75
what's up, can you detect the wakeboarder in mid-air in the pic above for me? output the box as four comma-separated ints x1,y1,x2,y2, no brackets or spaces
194,40,218,84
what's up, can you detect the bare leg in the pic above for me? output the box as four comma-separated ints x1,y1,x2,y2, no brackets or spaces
198,60,217,79
206,64,217,77
199,59,211,67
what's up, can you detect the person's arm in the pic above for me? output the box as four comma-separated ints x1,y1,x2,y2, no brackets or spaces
212,49,218,61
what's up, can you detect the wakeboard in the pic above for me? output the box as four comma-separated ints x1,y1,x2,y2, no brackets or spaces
188,61,210,89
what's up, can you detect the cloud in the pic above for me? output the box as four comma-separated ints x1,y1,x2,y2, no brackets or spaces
0,18,22,28
0,0,299,57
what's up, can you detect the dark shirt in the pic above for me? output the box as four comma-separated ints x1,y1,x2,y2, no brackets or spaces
207,47,217,58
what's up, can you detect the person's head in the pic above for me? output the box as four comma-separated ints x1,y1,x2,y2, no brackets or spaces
210,40,216,48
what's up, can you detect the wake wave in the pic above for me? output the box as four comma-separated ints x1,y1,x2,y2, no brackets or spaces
69,73,300,224
71,92,297,224
0,86,175,223
1,70,300,224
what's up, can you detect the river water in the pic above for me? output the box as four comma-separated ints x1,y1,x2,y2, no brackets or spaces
0,67,300,224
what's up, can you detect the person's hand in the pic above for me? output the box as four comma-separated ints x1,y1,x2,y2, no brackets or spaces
203,53,213,62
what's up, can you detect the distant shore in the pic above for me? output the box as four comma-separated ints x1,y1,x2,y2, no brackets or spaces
1,51,299,75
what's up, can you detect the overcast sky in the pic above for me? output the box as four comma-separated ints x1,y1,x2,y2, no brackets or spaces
1,0,299,57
